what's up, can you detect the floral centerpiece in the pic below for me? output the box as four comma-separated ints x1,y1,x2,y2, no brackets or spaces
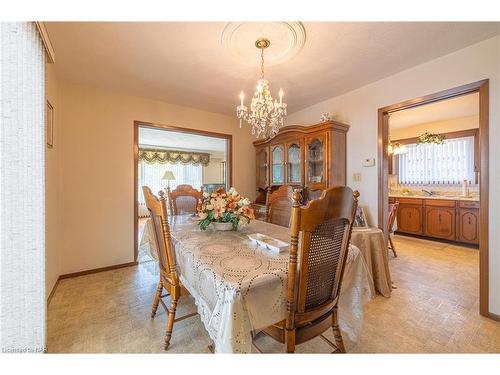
197,187,255,231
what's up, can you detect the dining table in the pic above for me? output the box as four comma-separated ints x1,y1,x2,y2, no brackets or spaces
140,215,374,353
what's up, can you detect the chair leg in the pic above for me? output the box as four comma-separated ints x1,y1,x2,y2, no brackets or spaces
388,236,397,257
285,329,296,353
332,307,345,353
151,281,163,318
163,297,178,350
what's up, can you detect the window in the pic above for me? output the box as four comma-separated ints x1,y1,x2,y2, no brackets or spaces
138,161,203,204
398,136,475,185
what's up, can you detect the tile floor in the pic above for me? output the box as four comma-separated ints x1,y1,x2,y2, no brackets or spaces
46,234,500,353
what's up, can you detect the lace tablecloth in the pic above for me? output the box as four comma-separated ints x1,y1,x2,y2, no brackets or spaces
142,216,373,353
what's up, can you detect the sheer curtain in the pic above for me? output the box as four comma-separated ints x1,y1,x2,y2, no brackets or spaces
398,136,475,185
0,23,45,352
138,161,203,204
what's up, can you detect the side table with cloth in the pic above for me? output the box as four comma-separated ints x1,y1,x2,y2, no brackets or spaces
145,215,373,353
350,227,392,297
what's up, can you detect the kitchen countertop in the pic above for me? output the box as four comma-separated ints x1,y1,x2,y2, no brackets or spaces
389,194,479,202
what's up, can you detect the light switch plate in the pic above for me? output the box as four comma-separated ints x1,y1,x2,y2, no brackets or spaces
362,158,375,167
353,173,362,182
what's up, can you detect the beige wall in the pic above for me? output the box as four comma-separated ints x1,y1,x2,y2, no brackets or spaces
45,63,62,300
390,115,479,140
203,157,224,184
286,35,500,314
54,82,255,276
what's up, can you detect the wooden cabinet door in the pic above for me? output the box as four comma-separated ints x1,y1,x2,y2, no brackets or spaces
270,144,285,186
255,146,269,189
424,207,455,240
457,209,479,244
397,205,423,235
305,134,327,189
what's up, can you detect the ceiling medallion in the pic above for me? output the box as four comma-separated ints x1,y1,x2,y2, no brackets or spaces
236,38,287,139
221,22,306,66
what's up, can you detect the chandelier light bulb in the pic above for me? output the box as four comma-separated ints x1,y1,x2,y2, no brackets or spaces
240,91,244,106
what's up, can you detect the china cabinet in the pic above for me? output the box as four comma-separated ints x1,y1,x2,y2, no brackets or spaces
253,121,349,207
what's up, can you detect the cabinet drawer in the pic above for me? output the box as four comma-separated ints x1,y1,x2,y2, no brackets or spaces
396,198,423,206
459,200,480,209
424,199,456,207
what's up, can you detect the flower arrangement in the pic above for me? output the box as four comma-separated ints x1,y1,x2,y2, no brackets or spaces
418,131,445,144
197,187,255,230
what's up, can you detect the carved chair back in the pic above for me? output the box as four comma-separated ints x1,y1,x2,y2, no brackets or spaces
142,186,179,288
287,186,359,324
168,184,202,215
302,187,324,204
266,185,296,227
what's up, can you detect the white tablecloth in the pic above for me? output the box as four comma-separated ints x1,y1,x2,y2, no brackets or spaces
142,216,373,353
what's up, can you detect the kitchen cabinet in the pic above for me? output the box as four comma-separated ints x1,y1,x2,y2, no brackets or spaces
457,201,480,244
392,196,479,245
423,199,456,240
396,198,423,235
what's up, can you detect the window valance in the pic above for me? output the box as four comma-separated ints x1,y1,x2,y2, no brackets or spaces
139,148,210,166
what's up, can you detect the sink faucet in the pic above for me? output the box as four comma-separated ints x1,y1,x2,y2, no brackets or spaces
422,189,434,196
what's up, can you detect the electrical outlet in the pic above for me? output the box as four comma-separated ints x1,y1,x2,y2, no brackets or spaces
353,173,362,182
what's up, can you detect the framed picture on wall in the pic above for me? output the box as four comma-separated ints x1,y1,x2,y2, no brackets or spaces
46,100,54,148
353,206,369,229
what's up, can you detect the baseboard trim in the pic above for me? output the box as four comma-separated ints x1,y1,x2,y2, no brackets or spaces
47,278,60,307
59,261,138,280
489,312,500,322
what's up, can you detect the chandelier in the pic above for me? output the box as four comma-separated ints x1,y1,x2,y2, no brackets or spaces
236,38,287,139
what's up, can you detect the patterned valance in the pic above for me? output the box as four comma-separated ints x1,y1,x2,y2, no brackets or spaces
139,148,210,166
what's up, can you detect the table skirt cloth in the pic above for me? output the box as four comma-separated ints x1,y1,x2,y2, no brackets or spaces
350,228,392,297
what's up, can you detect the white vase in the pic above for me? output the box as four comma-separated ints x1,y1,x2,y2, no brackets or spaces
212,222,234,231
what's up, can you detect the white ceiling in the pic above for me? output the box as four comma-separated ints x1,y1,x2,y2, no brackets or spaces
46,22,500,115
138,127,227,157
389,92,479,129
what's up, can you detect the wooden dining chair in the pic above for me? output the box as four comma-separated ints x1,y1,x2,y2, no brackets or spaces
168,184,202,215
265,185,296,227
388,201,399,257
255,186,359,353
142,186,198,350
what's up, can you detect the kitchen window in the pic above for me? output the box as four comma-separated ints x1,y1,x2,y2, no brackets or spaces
397,135,476,185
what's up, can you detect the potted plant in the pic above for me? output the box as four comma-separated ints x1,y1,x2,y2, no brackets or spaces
197,187,255,231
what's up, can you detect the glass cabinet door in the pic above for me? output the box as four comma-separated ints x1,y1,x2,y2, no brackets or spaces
287,143,301,184
271,145,285,185
256,147,268,188
307,137,325,186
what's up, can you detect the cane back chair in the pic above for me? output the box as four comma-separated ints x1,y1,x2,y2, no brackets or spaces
168,184,202,215
266,185,296,228
388,201,399,257
257,186,359,353
142,186,197,350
